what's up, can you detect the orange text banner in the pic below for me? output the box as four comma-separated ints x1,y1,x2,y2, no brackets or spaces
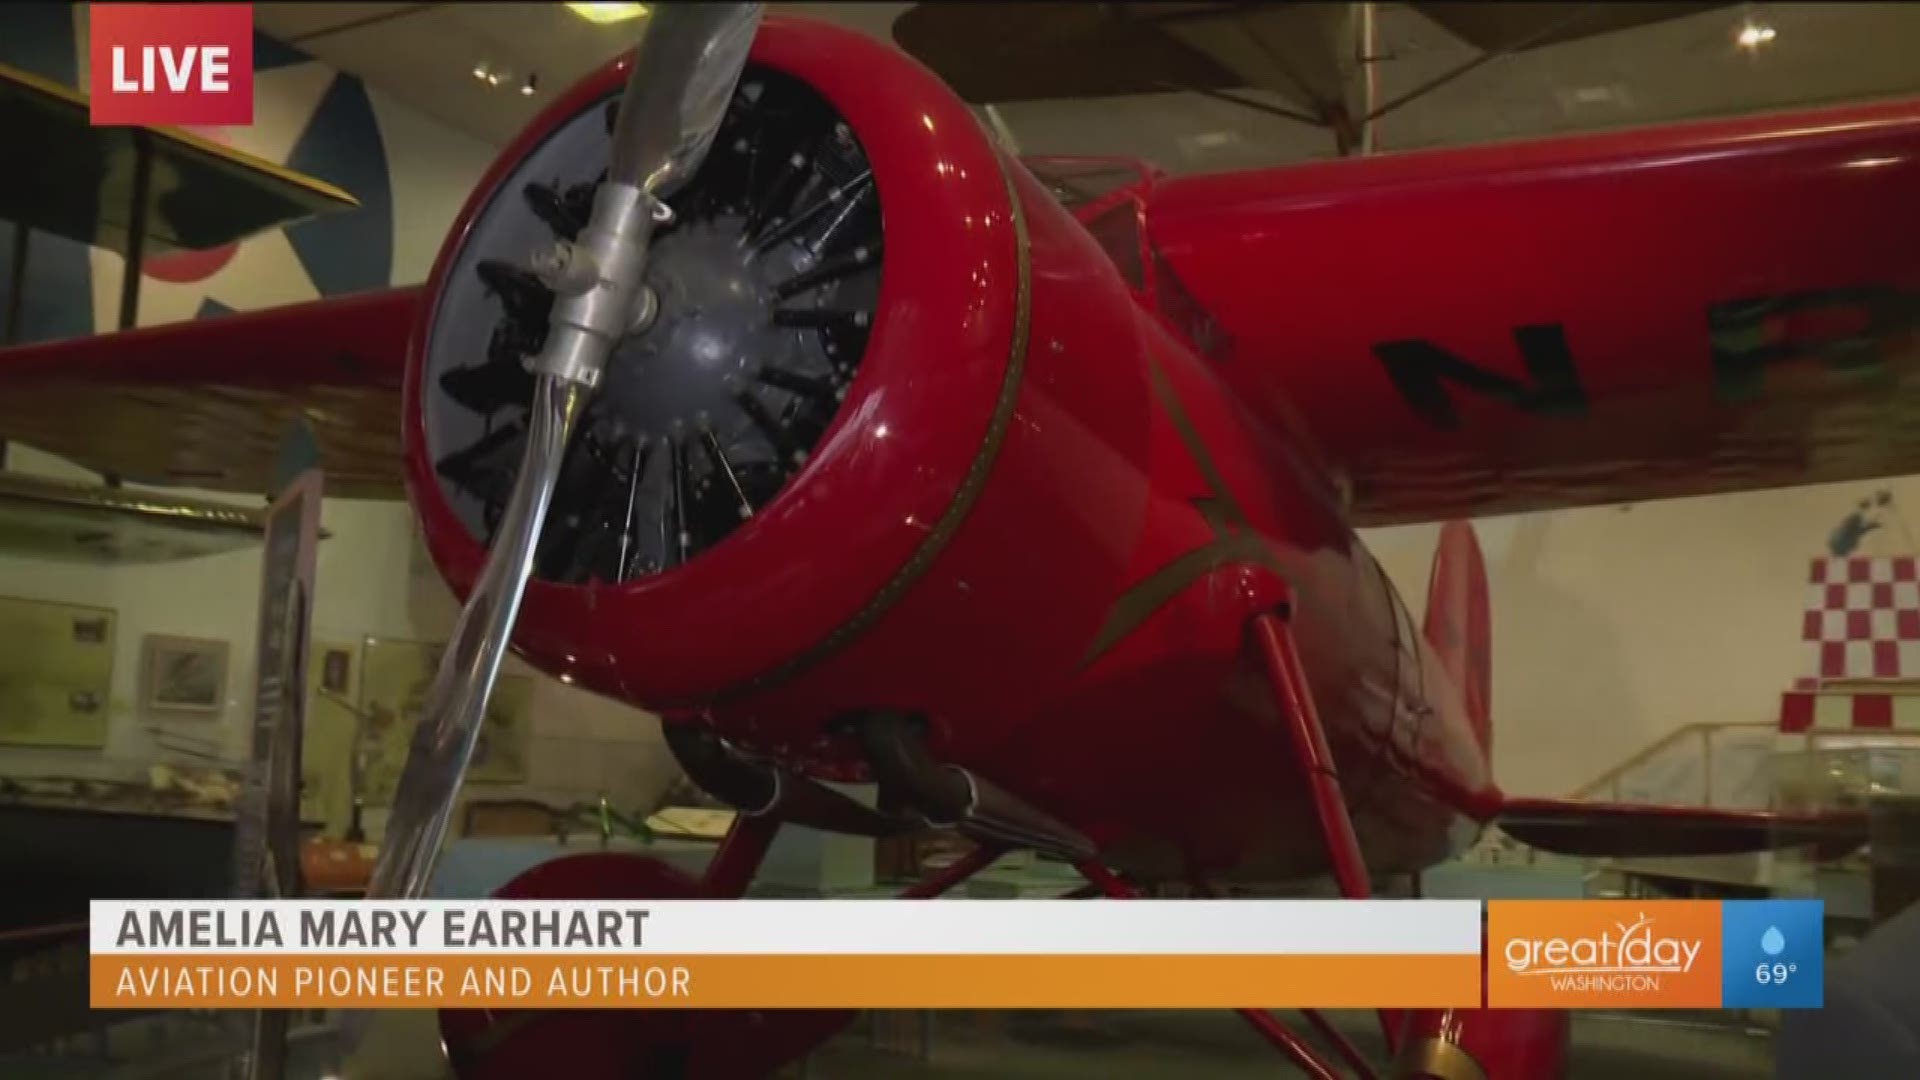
94,954,1481,1009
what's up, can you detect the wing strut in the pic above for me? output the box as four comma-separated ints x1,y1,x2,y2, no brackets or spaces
1250,608,1374,900
1064,605,1416,1079
1247,605,1404,1055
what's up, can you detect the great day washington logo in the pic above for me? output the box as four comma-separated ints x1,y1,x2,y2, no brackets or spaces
1487,900,1725,1008
1501,910,1704,991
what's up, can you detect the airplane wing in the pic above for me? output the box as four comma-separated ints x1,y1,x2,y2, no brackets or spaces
1496,797,1868,860
1413,2,1728,54
0,471,269,563
0,289,418,498
893,2,1730,125
0,62,360,258
0,58,413,501
1139,94,1920,524
892,3,1243,108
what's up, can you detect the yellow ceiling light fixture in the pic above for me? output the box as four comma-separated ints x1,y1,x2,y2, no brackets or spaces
566,2,649,25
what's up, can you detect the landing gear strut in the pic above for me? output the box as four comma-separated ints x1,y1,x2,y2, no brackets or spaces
443,605,1561,1078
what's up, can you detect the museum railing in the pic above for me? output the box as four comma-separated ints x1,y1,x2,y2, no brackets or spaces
1572,721,1779,808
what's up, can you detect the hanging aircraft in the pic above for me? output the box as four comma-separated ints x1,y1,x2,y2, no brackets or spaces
0,3,1912,1076
892,0,1734,154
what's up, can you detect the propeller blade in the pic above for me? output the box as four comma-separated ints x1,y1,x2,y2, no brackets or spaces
369,1,767,902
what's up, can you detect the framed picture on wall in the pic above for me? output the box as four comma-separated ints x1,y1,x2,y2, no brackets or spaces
0,596,116,747
141,634,230,715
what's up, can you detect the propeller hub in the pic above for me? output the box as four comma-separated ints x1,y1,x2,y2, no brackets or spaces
599,214,793,441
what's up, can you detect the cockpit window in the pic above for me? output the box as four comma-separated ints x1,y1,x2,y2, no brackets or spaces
1150,240,1233,364
1023,158,1152,212
1020,155,1231,363
1083,202,1145,291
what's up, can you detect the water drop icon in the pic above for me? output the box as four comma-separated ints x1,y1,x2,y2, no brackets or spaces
1761,927,1786,956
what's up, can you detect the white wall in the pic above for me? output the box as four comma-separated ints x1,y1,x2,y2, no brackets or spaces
1363,478,1914,798
370,82,501,288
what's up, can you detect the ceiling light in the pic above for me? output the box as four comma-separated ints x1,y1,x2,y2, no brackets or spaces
487,72,501,86
567,2,648,24
521,73,539,97
471,64,487,81
1736,22,1777,48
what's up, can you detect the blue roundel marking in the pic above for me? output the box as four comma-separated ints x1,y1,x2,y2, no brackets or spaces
285,75,394,297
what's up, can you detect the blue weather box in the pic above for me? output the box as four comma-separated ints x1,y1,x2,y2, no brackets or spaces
1720,899,1824,1008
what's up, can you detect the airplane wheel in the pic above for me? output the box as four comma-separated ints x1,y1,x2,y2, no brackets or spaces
438,852,855,1079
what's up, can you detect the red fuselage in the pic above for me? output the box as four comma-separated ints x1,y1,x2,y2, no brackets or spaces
407,17,1920,888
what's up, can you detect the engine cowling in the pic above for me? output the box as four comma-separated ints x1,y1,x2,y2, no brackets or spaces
405,16,1155,774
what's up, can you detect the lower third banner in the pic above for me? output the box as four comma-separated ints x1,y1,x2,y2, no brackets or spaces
91,898,1482,1010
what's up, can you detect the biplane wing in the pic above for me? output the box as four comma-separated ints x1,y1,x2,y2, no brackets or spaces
0,61,360,257
1413,1,1728,54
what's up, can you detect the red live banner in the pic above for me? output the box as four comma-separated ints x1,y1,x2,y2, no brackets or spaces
89,3,255,126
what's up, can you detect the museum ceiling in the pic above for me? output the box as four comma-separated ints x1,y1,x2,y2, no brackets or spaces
253,2,1920,171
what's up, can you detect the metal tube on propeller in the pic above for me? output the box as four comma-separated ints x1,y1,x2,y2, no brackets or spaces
369,1,765,901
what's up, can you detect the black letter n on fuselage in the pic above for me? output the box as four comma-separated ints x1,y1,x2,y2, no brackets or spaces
1373,324,1589,430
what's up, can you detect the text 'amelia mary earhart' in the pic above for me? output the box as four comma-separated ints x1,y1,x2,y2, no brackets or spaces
115,908,653,950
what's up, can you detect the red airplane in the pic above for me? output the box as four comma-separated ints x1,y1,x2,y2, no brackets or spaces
2,7,1914,1078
